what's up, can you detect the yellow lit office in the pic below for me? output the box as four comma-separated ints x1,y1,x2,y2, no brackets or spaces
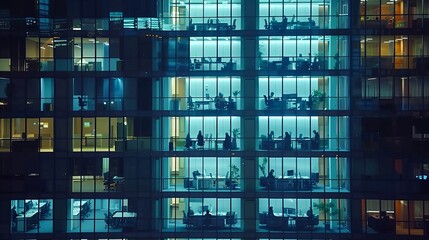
161,197,241,230
0,118,53,152
258,76,349,110
258,116,349,151
159,116,241,151
72,117,146,152
10,199,53,234
161,157,241,191
157,76,241,110
257,157,350,192
258,198,350,233
363,199,429,236
66,198,135,233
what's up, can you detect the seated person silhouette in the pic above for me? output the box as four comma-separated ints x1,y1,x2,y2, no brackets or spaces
203,210,213,227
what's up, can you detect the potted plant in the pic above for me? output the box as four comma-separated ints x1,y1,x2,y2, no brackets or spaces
229,164,240,189
310,89,326,110
231,128,240,149
313,201,338,230
258,158,268,187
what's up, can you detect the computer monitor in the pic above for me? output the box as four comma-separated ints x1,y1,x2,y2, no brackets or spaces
284,207,296,215
287,170,294,176
201,205,209,212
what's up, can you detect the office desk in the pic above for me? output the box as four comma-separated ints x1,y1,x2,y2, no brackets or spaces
112,211,137,227
16,209,39,232
84,134,103,147
73,200,89,219
276,176,312,191
188,212,227,228
260,139,283,150
194,100,215,110
368,214,395,233
192,176,227,190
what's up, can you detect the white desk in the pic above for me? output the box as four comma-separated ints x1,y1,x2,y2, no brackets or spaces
16,209,39,232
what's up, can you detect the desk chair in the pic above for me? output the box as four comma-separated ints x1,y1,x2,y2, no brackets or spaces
182,210,191,227
227,19,236,30
103,173,116,191
187,96,195,110
264,19,269,30
226,211,238,226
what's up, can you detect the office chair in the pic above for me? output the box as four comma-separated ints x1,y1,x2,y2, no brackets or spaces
187,96,195,110
182,210,190,227
226,211,238,226
103,172,115,191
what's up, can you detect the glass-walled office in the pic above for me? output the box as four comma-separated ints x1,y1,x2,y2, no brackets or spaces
72,117,150,152
259,0,349,30
363,199,429,236
71,157,124,193
10,199,53,234
160,157,241,191
258,76,349,110
257,157,350,192
360,35,429,70
160,197,241,230
156,77,241,111
66,198,136,233
258,36,349,71
72,77,138,111
258,116,349,151
0,118,54,152
160,0,242,31
157,116,241,151
25,37,121,72
258,198,350,232
360,0,429,29
190,37,241,71
361,76,429,110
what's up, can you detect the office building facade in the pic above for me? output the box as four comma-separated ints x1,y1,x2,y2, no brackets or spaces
0,0,428,239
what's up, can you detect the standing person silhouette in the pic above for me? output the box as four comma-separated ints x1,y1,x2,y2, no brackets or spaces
197,131,204,149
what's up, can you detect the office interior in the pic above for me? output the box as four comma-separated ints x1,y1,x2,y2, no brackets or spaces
258,35,348,70
25,37,121,72
363,199,429,235
159,116,240,151
257,157,350,192
66,198,133,233
160,0,242,31
258,0,348,30
10,199,53,233
72,157,124,193
161,157,241,191
157,77,241,111
258,198,350,232
258,116,349,151
258,76,349,110
0,118,54,152
162,197,241,230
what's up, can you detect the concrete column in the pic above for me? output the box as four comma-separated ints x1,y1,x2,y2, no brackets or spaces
241,0,258,236
53,198,68,233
